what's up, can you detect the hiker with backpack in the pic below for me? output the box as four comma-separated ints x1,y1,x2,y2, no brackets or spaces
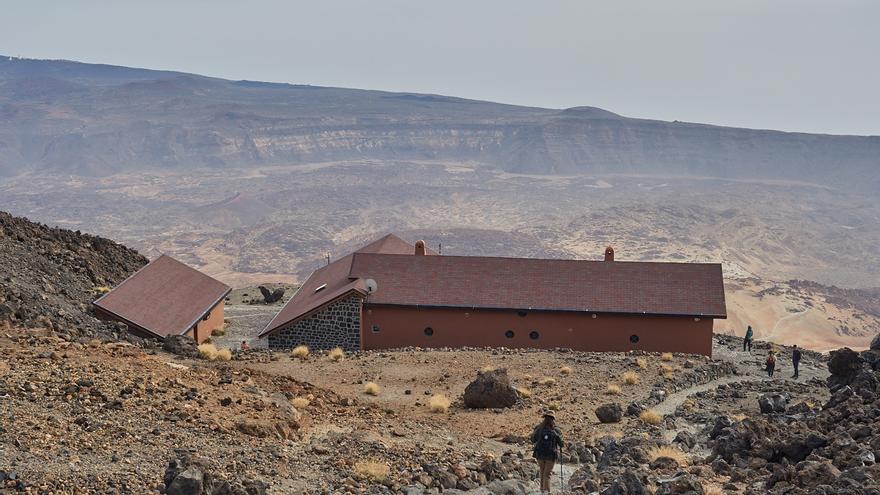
743,325,754,352
766,351,776,378
531,411,564,494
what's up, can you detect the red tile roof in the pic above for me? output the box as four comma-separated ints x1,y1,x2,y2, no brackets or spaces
350,254,726,318
260,234,726,337
93,255,231,339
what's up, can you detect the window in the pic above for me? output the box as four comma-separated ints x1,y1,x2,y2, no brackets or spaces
629,334,640,344
314,283,327,293
202,311,210,321
424,327,434,336
505,330,515,339
517,310,528,317
371,324,380,333
529,331,539,340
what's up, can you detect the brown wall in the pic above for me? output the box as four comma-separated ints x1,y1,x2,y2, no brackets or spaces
189,300,225,343
361,305,715,356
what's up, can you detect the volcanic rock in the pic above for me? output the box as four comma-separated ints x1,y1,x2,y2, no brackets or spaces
595,403,623,423
758,393,788,414
463,369,518,409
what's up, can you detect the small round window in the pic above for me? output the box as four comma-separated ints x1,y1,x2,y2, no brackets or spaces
629,334,639,344
371,325,380,333
517,310,528,317
504,330,515,339
529,331,539,340
424,327,434,336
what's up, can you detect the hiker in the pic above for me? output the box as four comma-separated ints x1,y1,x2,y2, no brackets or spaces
766,351,776,378
240,340,250,352
743,325,754,352
792,345,802,378
531,411,564,494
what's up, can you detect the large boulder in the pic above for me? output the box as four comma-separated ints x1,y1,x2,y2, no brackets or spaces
600,472,646,495
595,403,623,423
871,333,880,351
655,473,704,495
463,369,518,409
827,348,863,387
258,286,285,304
758,393,788,414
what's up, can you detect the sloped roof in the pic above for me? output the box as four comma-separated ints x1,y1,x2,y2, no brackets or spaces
93,255,231,339
349,254,727,318
260,234,727,338
259,234,427,336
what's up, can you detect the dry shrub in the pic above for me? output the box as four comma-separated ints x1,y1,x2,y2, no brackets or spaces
354,459,389,482
364,381,381,396
539,377,556,386
659,363,674,374
328,347,345,362
680,398,697,411
211,327,226,337
703,486,724,495
639,409,663,425
660,352,673,362
730,413,747,422
428,394,451,413
517,386,532,398
291,397,310,409
636,357,647,369
215,348,232,361
606,384,622,395
481,365,496,373
662,371,675,380
291,345,310,360
198,343,218,361
623,371,640,385
0,319,11,332
548,402,560,411
560,365,573,375
647,445,688,466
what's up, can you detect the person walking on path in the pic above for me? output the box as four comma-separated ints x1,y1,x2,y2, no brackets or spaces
766,351,777,378
531,411,564,494
792,345,802,378
743,325,754,352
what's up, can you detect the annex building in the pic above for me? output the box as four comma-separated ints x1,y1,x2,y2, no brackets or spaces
260,235,726,356
94,255,230,343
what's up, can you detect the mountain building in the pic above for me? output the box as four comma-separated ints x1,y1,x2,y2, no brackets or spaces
260,235,726,356
93,255,230,343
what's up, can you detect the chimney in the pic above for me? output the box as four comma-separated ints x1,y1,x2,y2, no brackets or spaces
604,246,615,262
414,240,427,256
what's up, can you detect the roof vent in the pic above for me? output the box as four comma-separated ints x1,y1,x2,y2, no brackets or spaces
414,240,427,256
604,246,615,262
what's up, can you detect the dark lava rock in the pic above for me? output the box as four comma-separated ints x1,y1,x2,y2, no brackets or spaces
164,335,199,358
258,286,285,304
626,402,645,417
595,403,624,423
673,431,696,449
871,333,880,351
655,473,704,494
828,348,863,387
600,472,646,495
463,368,518,409
758,393,788,414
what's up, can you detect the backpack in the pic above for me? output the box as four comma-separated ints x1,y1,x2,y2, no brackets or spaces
766,355,776,366
534,427,559,458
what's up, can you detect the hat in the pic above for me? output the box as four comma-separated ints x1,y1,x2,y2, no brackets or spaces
542,411,556,420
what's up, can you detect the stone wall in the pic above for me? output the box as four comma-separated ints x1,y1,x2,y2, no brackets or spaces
267,295,362,351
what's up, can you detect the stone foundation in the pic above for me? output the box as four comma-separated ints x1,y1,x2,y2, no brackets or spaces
267,295,362,351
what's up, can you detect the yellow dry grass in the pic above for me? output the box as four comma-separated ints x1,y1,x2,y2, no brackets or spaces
560,365,572,375
538,377,556,386
328,347,345,362
636,357,647,369
659,363,674,373
703,486,724,495
605,384,622,395
517,387,532,398
354,459,389,482
647,445,688,466
730,413,748,422
215,348,232,361
639,409,663,425
197,343,218,360
211,327,226,337
623,371,640,385
548,402,560,411
481,365,496,373
428,394,451,413
364,381,381,396
291,397,310,409
660,352,674,362
291,345,310,360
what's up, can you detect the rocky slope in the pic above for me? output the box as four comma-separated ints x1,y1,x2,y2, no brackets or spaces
0,210,147,340
1,57,879,193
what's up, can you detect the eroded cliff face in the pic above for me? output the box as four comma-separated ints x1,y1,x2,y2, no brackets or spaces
1,57,878,193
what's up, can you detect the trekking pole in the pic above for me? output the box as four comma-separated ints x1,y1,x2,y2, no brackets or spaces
558,446,565,493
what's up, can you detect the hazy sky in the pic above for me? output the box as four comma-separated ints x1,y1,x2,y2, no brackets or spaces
3,0,879,135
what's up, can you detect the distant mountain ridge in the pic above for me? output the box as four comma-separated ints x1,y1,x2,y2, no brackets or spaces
0,56,878,192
